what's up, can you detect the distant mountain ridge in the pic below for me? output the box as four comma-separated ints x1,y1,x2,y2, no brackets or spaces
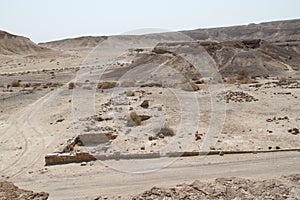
0,30,49,55
183,19,300,42
1,18,300,55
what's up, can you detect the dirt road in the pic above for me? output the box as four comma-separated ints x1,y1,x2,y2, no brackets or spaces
7,151,299,200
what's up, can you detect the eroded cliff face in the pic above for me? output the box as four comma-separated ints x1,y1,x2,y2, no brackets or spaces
0,30,49,55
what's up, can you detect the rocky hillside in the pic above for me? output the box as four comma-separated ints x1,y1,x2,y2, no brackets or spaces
133,39,300,78
0,30,48,55
39,19,300,53
0,181,49,200
94,174,300,199
39,36,108,51
183,19,300,42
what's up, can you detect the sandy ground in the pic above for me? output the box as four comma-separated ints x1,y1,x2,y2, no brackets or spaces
0,45,299,199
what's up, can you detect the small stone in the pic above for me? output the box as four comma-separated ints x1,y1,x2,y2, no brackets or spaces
195,133,202,141
158,134,165,139
148,136,154,141
56,118,64,123
81,162,87,166
126,91,135,97
289,128,299,135
140,100,149,108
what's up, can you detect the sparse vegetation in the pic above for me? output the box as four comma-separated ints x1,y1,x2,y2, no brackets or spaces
68,82,75,89
157,125,175,137
278,77,287,85
181,81,199,91
11,80,21,87
97,81,116,89
236,71,253,84
194,79,205,84
23,83,31,88
125,90,135,97
226,77,237,84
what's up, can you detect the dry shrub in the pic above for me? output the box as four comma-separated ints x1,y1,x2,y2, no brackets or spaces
126,90,135,97
68,82,75,89
98,81,116,89
239,76,253,84
236,71,253,84
226,77,236,84
157,125,175,137
194,79,205,84
11,81,20,87
181,81,199,91
278,77,287,85
23,83,31,88
120,80,135,87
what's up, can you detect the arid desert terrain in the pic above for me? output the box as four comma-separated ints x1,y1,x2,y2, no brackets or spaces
0,19,300,199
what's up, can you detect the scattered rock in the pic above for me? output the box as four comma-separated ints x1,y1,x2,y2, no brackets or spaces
127,112,151,126
181,81,200,91
148,136,158,141
81,162,87,166
288,128,299,135
125,91,135,97
126,175,300,200
157,126,175,137
140,83,162,88
0,181,49,200
218,90,258,103
195,132,202,141
140,100,149,108
56,118,64,123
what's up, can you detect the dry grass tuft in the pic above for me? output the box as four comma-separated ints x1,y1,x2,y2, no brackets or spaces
68,82,75,89
97,81,117,89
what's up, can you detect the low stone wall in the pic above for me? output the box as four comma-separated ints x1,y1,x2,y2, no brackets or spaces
95,152,160,160
45,152,96,165
45,148,300,165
